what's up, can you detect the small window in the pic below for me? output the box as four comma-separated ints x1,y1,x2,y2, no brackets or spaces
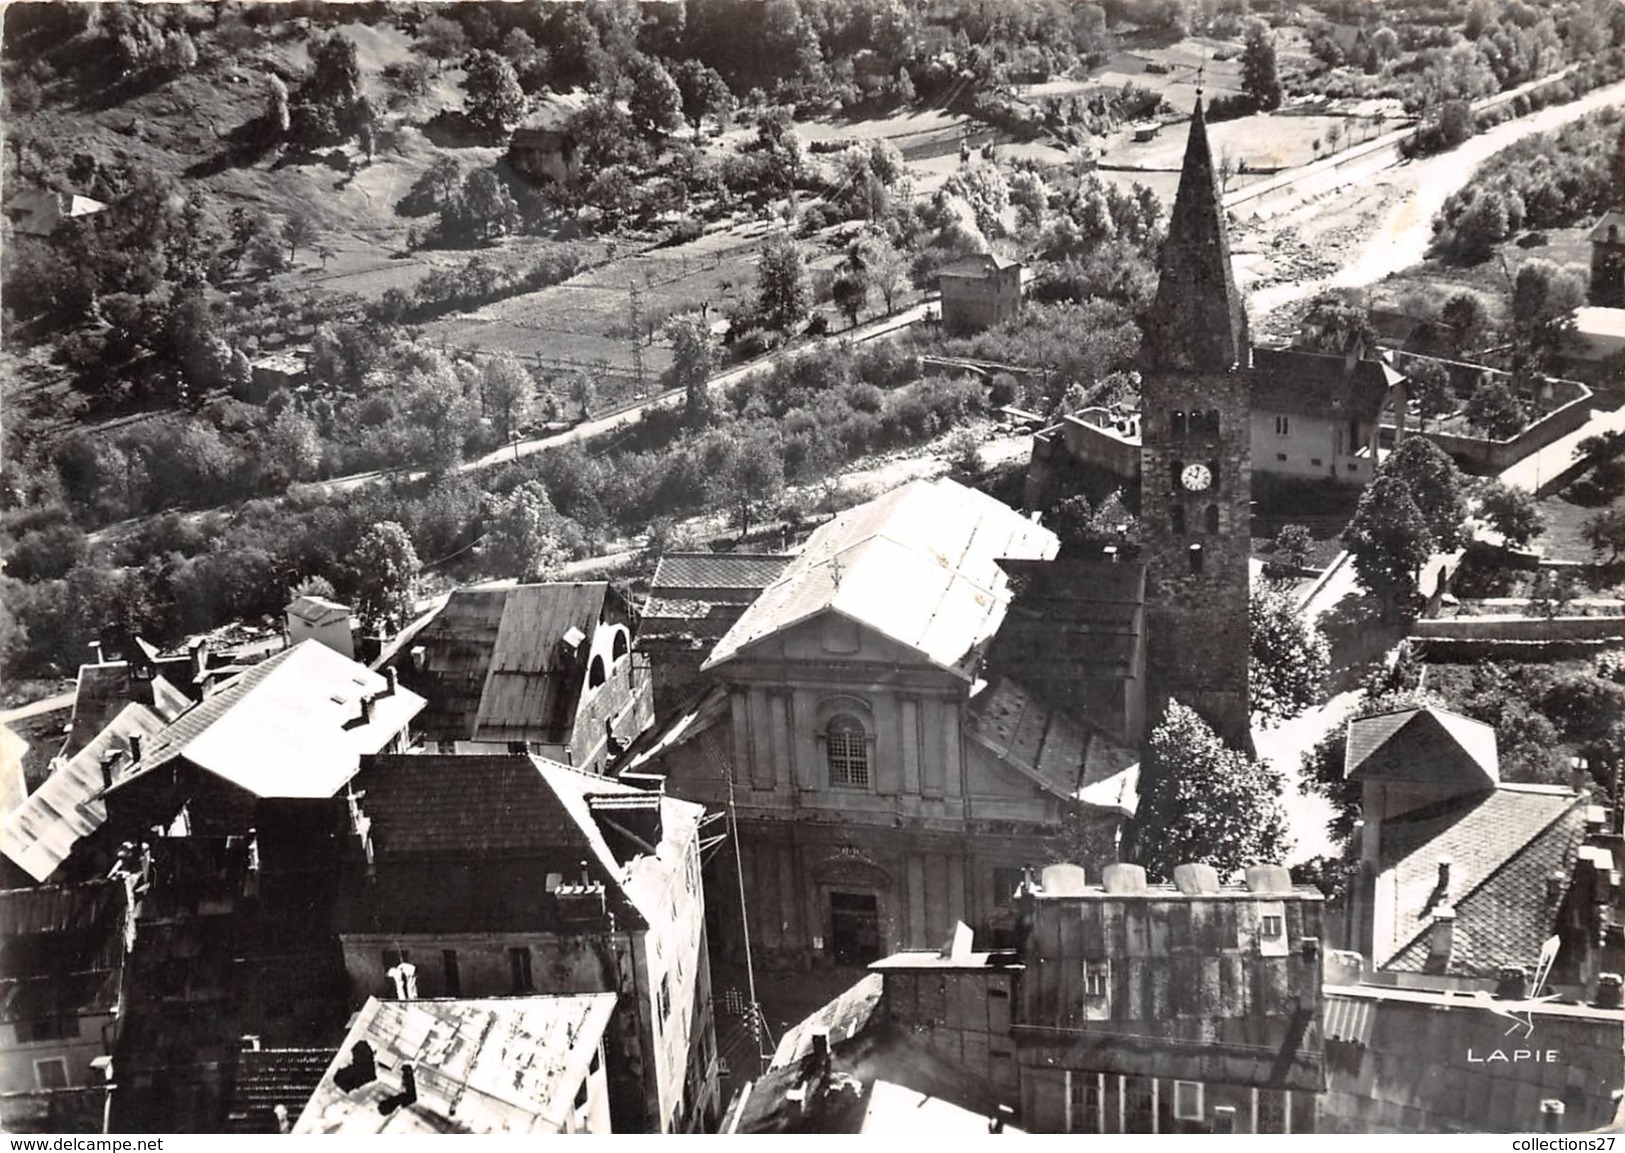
509,947,534,994
437,740,457,755
1275,415,1290,435
34,1058,69,1091
1208,459,1221,494
993,866,1027,907
588,656,606,689
1084,960,1110,997
658,974,672,1021
1262,915,1284,938
1276,452,1287,462
574,1078,590,1111
508,741,529,755
612,629,629,662
826,714,870,788
1205,504,1219,534
1169,458,1184,489
1347,461,1359,472
1310,458,1323,467
442,949,461,997
1206,410,1220,435
1171,410,1187,436
24,1016,77,1043
1188,544,1204,575
1173,1080,1204,1121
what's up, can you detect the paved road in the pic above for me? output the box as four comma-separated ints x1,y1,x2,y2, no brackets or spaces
1498,404,1625,495
0,692,75,725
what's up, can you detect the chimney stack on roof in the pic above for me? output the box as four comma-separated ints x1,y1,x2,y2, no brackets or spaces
1436,855,1453,902
100,750,121,791
1495,965,1529,1000
1594,973,1623,1010
190,639,208,684
383,667,398,697
129,734,143,765
1172,863,1220,895
1427,906,1456,969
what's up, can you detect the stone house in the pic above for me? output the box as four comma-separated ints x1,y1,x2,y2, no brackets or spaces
1589,211,1625,308
1249,345,1402,488
284,595,353,660
334,754,719,1133
938,252,1023,333
394,583,653,773
620,478,1143,972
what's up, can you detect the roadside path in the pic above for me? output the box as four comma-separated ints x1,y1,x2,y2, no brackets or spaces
1498,404,1625,495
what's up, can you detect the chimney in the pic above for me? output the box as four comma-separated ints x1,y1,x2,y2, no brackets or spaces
1540,1100,1565,1132
1594,973,1623,1009
1436,855,1453,902
1427,907,1456,968
1547,871,1568,905
386,960,418,1001
273,1104,290,1135
383,667,398,697
360,695,375,725
129,734,143,765
409,645,427,672
190,639,208,684
100,750,120,791
1212,1106,1236,1134
1495,965,1529,1000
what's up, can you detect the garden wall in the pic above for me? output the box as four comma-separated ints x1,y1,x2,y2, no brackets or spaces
1382,370,1592,472
1414,613,1625,641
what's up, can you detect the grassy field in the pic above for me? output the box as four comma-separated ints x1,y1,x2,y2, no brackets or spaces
1538,487,1621,565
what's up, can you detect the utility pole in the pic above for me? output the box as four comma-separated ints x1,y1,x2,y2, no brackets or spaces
629,285,646,394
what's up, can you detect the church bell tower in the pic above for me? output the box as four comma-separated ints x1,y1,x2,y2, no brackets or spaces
1139,97,1253,748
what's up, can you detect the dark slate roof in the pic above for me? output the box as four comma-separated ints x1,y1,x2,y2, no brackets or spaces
0,882,123,1025
337,755,705,935
1143,99,1249,374
1345,707,1498,789
65,663,139,758
988,556,1146,685
938,251,1022,278
1374,784,1587,975
618,683,732,774
1588,212,1625,245
650,552,792,599
402,583,615,744
1251,345,1401,420
224,1048,337,1133
963,678,1140,815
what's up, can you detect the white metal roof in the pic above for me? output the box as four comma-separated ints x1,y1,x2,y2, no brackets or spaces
704,479,1058,679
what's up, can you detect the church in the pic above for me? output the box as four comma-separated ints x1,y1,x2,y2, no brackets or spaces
622,99,1256,971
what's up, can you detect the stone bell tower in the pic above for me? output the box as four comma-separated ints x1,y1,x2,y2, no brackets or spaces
1138,97,1253,748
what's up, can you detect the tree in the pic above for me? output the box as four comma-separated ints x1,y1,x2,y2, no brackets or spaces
1511,259,1585,369
1584,506,1625,563
1241,19,1283,111
1408,358,1454,428
718,432,784,539
416,14,468,74
832,272,869,329
1345,474,1435,615
1009,170,1049,233
1477,478,1544,546
568,371,596,420
479,481,570,582
627,54,682,140
1384,435,1469,550
672,58,735,139
285,211,316,263
1464,376,1526,439
463,50,527,139
1250,582,1331,725
756,232,811,332
1130,702,1290,881
351,521,420,632
943,162,1009,237
301,32,365,134
1441,291,1493,355
461,168,519,241
850,229,906,313
665,315,718,429
1274,523,1313,571
245,212,289,276
1298,295,1377,355
481,353,534,442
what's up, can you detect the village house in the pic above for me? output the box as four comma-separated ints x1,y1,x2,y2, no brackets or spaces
285,595,354,659
620,478,1142,972
294,994,618,1134
333,754,719,1134
508,107,583,188
938,252,1023,333
392,582,652,772
1329,706,1595,986
0,882,126,1127
637,552,791,715
1589,211,1625,309
1013,862,1326,1134
4,187,108,238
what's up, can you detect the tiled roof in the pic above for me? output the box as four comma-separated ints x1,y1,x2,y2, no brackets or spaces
1374,784,1587,975
1251,345,1399,420
110,641,424,802
1588,212,1625,244
65,663,138,758
0,703,166,883
650,552,791,597
294,994,617,1134
1,722,28,816
1345,707,1499,789
963,677,1140,815
618,683,731,773
225,1048,337,1133
770,973,883,1069
939,252,1021,277
0,882,123,1024
285,596,350,626
403,583,613,744
986,556,1146,686
706,479,1057,678
341,755,704,935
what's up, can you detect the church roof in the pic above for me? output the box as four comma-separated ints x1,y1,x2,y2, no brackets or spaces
1143,99,1250,374
705,479,1057,679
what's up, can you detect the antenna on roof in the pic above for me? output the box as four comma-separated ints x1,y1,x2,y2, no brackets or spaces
1195,58,1205,100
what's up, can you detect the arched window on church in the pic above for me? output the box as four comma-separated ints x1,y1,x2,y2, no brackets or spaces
1205,504,1220,534
1169,459,1184,490
1188,543,1204,575
1171,504,1186,535
1171,410,1187,437
1209,458,1222,493
1206,410,1221,435
825,715,870,789
589,656,606,689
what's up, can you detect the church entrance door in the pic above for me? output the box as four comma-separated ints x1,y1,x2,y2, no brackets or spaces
829,891,881,966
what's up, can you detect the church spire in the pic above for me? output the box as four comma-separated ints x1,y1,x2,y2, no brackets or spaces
1144,98,1250,374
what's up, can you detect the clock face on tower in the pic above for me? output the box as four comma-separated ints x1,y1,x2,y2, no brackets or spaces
1181,462,1213,492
